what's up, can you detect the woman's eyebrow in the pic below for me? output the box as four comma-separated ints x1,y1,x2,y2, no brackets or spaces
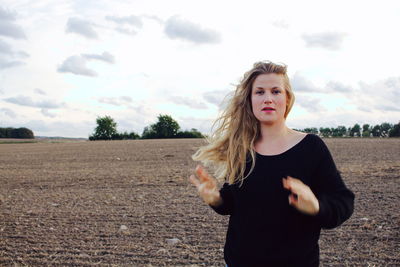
254,86,281,89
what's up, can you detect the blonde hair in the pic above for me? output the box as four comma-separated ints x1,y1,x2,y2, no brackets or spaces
192,61,295,185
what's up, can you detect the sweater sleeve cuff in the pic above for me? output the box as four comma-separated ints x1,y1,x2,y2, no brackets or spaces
315,197,328,224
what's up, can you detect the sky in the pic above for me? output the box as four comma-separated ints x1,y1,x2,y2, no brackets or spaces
0,0,399,138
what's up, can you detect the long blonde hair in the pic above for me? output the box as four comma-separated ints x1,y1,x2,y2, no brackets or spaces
192,61,295,185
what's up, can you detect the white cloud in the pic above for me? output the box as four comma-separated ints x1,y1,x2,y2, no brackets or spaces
81,51,115,64
105,15,143,27
295,95,326,113
0,7,26,40
169,95,208,109
4,95,64,109
302,32,346,50
164,16,221,44
65,17,98,39
41,108,56,118
291,72,321,92
97,96,133,106
0,107,16,118
57,55,97,77
34,88,46,95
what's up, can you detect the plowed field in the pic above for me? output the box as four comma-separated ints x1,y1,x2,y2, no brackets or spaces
0,138,399,266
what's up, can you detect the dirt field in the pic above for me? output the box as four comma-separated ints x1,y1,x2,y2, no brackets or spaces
0,138,399,266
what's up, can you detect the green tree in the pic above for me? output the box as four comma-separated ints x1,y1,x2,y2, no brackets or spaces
142,114,180,139
337,126,347,137
371,125,381,137
380,122,392,137
362,124,371,137
90,116,118,140
389,122,400,137
350,124,361,137
176,128,204,138
319,127,331,137
303,127,318,134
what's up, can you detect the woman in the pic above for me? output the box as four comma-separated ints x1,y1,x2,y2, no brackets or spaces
189,61,354,267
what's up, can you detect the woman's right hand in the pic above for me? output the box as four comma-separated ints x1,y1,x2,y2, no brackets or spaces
189,165,223,207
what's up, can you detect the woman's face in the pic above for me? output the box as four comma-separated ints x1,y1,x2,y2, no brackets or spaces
251,73,287,125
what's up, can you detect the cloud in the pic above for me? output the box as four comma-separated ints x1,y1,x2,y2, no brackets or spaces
164,16,221,44
81,51,115,63
0,39,29,59
354,77,400,112
141,14,163,24
105,15,143,28
4,95,64,109
34,88,46,95
302,32,346,50
325,81,352,93
57,55,97,76
0,57,24,69
169,96,208,109
0,7,26,40
291,72,321,92
97,96,133,106
115,27,137,35
272,20,289,29
0,107,16,118
41,108,56,118
66,17,98,39
203,90,231,106
295,95,326,113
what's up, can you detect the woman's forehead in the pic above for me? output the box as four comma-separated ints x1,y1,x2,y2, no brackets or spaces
253,73,284,88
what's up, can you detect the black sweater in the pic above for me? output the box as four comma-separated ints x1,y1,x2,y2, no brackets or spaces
211,134,354,267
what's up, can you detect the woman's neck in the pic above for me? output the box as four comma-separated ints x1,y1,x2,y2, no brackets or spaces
258,120,290,142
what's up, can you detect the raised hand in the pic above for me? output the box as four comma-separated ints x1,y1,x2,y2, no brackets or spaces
282,176,320,215
189,165,223,207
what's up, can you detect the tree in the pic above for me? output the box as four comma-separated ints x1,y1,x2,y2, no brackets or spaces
371,125,381,137
90,116,118,140
389,122,400,137
142,114,180,139
362,124,371,137
176,128,203,138
380,122,392,137
319,127,331,137
350,124,361,137
303,127,318,134
0,127,34,138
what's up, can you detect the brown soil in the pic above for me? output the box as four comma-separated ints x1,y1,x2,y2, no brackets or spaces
0,138,399,266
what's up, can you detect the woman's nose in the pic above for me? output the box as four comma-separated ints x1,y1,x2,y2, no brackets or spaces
263,93,273,103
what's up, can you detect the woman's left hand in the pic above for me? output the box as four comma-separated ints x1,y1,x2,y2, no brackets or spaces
282,176,320,215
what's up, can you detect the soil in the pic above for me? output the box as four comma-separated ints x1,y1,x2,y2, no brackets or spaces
0,138,399,266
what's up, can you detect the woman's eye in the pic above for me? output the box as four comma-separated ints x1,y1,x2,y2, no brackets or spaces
272,90,281,94
256,90,264,95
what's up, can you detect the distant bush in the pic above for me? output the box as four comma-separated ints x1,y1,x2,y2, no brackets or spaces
176,128,204,138
0,127,34,139
89,116,140,141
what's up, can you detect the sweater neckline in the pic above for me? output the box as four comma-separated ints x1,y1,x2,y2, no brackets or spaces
255,133,310,158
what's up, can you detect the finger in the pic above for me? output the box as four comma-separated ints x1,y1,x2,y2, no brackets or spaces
195,165,208,182
288,194,298,206
189,175,201,188
196,165,215,185
284,177,304,195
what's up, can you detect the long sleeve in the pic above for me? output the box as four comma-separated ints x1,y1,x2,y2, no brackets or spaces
209,182,235,215
312,138,355,229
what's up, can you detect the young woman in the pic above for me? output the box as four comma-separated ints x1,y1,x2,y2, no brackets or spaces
189,61,354,267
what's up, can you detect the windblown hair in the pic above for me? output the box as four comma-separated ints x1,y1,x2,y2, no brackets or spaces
192,61,295,185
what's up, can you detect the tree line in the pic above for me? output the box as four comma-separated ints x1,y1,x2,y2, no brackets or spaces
89,114,203,140
90,115,400,141
1,118,398,140
298,122,400,137
0,127,34,139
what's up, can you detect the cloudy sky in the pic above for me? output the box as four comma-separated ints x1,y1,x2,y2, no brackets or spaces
1,0,399,138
